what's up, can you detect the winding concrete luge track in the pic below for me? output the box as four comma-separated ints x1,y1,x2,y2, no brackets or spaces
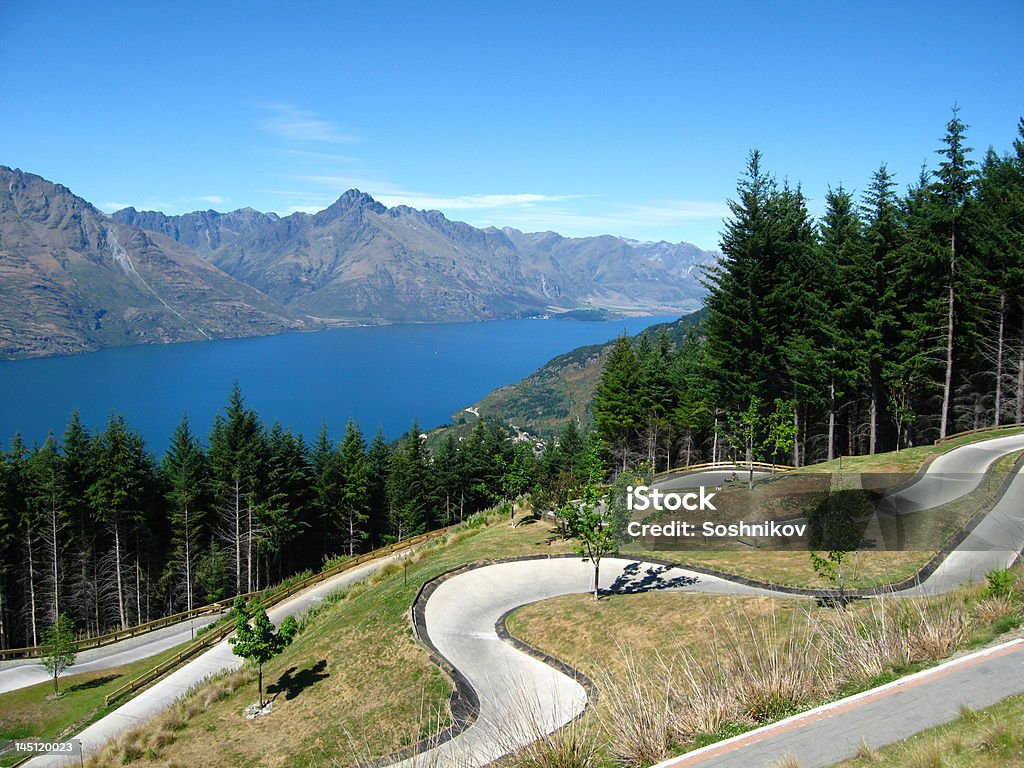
381,433,1024,768
21,433,1024,768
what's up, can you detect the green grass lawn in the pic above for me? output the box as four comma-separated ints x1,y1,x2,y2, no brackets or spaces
803,427,1024,475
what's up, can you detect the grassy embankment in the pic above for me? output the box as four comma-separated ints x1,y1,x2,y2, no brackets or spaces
79,509,574,768
830,693,1024,768
507,566,1024,767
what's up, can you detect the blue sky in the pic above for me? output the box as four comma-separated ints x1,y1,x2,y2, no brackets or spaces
1,1,1021,250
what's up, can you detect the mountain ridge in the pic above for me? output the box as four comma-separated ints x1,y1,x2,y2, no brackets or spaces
115,189,718,324
0,166,308,359
1,165,717,359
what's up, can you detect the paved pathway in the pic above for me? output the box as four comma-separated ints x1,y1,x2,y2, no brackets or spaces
24,551,412,767
652,639,1024,768
0,615,220,695
380,434,1024,767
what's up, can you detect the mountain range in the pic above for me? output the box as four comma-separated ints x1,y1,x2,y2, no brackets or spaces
0,165,718,358
0,167,304,359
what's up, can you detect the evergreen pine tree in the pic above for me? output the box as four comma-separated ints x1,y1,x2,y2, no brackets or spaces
161,415,208,612
338,419,369,556
930,106,977,437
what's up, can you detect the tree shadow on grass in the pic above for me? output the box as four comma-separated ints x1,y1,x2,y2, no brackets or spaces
66,674,118,692
267,659,330,702
607,561,699,595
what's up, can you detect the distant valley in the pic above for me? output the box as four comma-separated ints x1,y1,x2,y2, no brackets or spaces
0,165,718,359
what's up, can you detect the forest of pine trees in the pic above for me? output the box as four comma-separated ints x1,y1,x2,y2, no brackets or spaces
0,383,606,649
593,112,1024,471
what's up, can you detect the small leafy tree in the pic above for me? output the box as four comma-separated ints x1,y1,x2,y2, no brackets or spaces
808,479,867,608
229,599,298,708
41,614,77,697
557,481,618,600
606,462,652,544
727,396,765,488
809,550,850,607
767,398,798,467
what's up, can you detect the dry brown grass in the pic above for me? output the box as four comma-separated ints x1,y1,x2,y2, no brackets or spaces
817,596,970,684
511,566,1023,767
493,708,603,768
86,668,255,767
972,593,1022,625
596,647,675,766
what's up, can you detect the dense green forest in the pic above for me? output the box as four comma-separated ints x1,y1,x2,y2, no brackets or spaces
594,111,1024,471
0,387,603,649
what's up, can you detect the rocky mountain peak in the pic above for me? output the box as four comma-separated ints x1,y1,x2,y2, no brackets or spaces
318,189,387,219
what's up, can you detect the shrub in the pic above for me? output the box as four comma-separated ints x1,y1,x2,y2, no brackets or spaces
985,568,1017,599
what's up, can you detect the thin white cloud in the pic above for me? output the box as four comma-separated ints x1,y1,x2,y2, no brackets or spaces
197,195,229,205
461,201,728,233
266,166,725,245
260,104,356,144
374,192,583,211
618,200,731,221
274,148,361,164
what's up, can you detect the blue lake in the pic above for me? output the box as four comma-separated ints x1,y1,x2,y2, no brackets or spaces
0,316,676,454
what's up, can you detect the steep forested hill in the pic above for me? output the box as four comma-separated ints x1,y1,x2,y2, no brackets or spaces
456,310,706,436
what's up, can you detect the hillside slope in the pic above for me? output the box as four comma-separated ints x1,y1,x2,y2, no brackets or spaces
457,309,706,435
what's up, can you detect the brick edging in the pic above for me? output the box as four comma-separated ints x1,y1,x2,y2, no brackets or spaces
494,604,599,709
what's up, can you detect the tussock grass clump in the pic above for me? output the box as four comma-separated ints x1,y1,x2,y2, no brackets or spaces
718,613,823,722
598,648,675,766
372,560,404,582
487,691,603,768
599,588,997,764
853,739,881,762
816,596,969,685
904,597,970,660
600,609,824,765
971,593,1021,627
85,668,256,767
817,598,913,681
500,716,602,768
905,741,945,768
